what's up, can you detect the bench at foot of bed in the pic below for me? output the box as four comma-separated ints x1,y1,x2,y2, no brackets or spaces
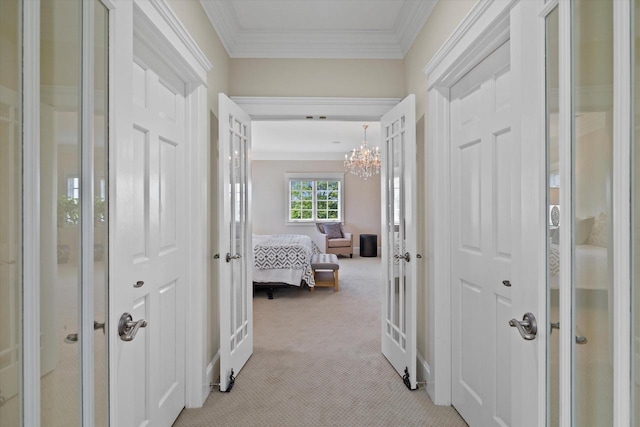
310,254,339,292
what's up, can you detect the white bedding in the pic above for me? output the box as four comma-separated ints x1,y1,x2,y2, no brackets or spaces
252,234,319,287
549,243,609,290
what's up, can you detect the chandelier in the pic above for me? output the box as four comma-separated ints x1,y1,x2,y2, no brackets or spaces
344,124,381,180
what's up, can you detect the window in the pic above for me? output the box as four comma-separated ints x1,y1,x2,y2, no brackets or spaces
285,173,344,223
67,176,80,199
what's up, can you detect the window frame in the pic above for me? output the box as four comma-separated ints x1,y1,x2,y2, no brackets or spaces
284,172,344,224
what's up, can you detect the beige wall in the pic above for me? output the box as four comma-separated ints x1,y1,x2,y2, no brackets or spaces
167,0,231,369
168,0,230,116
252,161,381,247
230,58,405,98
403,0,477,366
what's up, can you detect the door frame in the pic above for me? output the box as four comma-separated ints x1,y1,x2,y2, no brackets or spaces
108,0,212,419
424,0,546,418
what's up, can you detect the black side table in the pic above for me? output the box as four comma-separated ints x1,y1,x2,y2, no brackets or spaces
359,234,378,257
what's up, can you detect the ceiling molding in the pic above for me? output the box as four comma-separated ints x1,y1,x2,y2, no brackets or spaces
252,151,347,161
200,0,437,59
231,96,400,120
396,0,438,56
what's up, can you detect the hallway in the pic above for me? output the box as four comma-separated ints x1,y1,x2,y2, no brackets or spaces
174,256,466,426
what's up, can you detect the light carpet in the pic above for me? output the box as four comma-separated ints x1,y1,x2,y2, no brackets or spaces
174,256,466,427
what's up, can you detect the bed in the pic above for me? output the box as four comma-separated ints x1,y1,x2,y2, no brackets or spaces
253,234,321,298
548,213,610,290
549,243,609,290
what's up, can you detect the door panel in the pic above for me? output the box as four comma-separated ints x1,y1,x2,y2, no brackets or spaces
381,95,417,389
218,94,253,392
451,41,514,427
114,54,186,427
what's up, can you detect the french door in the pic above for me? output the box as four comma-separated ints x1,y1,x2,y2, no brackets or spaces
380,95,418,389
217,94,253,392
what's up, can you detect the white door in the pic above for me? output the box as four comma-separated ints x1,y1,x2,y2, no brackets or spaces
112,58,187,427
218,94,253,392
381,95,418,389
450,42,520,426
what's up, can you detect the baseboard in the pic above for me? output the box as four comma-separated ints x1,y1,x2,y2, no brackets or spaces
417,352,431,392
204,350,220,396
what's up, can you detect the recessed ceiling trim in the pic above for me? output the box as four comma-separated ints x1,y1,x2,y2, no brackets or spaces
230,96,401,120
252,151,349,161
199,0,437,59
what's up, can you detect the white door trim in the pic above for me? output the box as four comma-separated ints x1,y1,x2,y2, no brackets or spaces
229,96,401,121
612,0,631,424
425,0,517,405
22,1,41,424
109,0,212,418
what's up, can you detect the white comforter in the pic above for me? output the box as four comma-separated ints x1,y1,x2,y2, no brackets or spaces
252,234,320,287
549,243,609,290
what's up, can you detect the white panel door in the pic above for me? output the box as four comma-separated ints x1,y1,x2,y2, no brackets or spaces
450,42,518,426
112,59,186,427
218,94,253,392
381,95,417,389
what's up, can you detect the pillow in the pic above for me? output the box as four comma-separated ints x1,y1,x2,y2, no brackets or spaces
587,212,607,247
323,223,343,239
575,217,594,245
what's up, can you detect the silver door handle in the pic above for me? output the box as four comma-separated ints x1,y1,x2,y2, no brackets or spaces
394,252,411,262
118,313,147,342
509,312,537,340
550,321,588,344
226,253,241,262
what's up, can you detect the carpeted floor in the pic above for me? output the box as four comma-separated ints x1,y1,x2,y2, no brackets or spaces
174,256,467,427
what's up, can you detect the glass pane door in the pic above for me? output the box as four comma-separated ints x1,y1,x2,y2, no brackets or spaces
40,1,82,423
545,5,560,426
572,1,614,424
633,0,640,424
385,120,406,349
0,0,22,425
40,1,109,424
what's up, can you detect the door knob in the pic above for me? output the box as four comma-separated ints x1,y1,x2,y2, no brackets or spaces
226,253,241,262
549,321,588,344
394,252,411,262
118,313,147,342
509,312,537,340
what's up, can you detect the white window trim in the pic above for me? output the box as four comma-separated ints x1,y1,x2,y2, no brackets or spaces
284,172,344,224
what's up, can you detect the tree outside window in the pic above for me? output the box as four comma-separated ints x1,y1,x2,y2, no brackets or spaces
286,173,344,223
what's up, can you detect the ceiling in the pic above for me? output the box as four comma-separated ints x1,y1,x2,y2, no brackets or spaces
252,120,380,160
199,0,437,59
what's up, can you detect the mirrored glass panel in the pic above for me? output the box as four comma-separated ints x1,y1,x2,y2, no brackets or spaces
633,0,640,424
545,5,559,427
94,2,109,425
41,0,81,423
572,1,614,425
0,0,22,425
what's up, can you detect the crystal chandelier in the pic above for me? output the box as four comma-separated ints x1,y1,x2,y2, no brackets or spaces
344,124,381,180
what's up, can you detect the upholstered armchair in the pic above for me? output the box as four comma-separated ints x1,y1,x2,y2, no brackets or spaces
314,223,353,258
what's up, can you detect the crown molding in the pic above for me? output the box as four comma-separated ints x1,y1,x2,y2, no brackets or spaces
200,0,437,59
396,0,438,56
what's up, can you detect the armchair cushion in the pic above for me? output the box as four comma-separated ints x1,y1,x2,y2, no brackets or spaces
323,223,343,239
328,236,351,248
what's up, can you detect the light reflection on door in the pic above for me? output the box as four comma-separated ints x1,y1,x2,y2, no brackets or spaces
0,0,22,425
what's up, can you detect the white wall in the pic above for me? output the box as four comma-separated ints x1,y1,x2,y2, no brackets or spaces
252,160,381,249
